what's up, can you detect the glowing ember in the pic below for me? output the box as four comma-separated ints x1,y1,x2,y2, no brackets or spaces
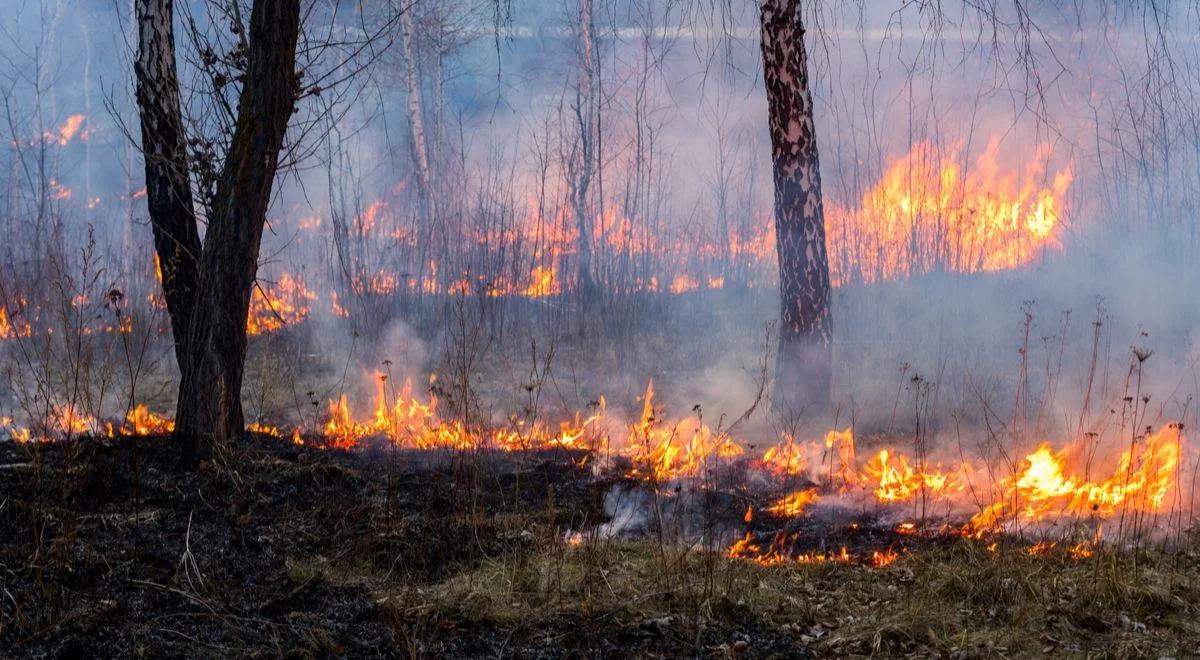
49,179,72,200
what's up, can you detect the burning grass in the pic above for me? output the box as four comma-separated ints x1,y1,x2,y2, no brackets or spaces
4,376,1190,546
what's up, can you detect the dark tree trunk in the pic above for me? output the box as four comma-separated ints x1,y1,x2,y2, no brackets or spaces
135,0,300,460
133,0,203,371
759,0,833,412
175,0,301,453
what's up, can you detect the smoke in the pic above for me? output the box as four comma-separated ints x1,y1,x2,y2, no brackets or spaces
595,485,651,539
1,1,1197,456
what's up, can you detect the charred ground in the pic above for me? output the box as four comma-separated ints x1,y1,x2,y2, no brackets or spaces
2,434,1198,658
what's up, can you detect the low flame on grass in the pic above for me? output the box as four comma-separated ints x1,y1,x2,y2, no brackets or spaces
765,489,821,517
861,449,962,503
871,548,899,567
248,422,283,437
728,532,855,566
2,372,1185,572
624,381,744,481
967,424,1182,532
119,405,175,436
320,373,599,452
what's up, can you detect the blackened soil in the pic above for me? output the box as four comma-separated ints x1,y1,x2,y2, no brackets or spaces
0,435,605,658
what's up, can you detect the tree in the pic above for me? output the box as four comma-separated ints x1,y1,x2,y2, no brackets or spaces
134,0,301,460
759,0,833,412
397,4,436,291
567,0,599,301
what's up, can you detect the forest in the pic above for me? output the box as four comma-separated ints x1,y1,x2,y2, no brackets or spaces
1,0,1198,656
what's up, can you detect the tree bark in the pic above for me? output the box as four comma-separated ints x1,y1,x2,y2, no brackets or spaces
759,0,833,412
174,0,301,453
570,0,598,300
135,0,300,460
398,7,433,237
133,0,203,370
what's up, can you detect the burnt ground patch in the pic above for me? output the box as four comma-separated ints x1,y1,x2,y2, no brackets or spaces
2,436,1199,658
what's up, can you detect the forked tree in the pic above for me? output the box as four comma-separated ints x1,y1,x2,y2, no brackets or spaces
759,0,832,412
134,0,300,460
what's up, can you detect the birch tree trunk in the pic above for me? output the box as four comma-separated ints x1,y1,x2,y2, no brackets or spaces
759,0,833,411
570,0,598,299
398,6,437,293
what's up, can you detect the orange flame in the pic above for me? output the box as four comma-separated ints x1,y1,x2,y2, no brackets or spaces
54,114,86,145
968,424,1182,532
246,273,317,335
826,139,1073,285
624,380,744,481
765,488,820,517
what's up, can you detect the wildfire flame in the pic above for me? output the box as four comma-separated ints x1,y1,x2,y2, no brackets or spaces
625,380,744,481
861,449,962,503
49,114,86,146
0,307,32,340
826,139,1073,285
2,370,1184,569
968,424,1182,532
246,273,317,335
119,404,176,436
765,488,821,517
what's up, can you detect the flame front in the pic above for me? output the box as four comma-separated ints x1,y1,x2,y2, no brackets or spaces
826,139,1073,286
765,488,821,517
968,424,1182,532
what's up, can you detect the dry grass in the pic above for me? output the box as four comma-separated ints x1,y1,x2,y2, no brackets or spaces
374,538,1200,657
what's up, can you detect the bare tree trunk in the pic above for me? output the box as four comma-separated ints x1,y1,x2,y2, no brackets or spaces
174,0,300,453
399,7,432,207
398,6,436,291
135,0,300,460
759,0,832,411
133,0,203,369
570,0,597,300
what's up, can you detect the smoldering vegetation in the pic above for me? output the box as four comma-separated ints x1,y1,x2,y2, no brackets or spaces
1,0,1199,657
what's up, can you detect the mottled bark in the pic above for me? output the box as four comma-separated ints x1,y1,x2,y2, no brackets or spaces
135,0,300,459
760,0,832,411
398,6,438,296
399,7,432,222
569,0,598,299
